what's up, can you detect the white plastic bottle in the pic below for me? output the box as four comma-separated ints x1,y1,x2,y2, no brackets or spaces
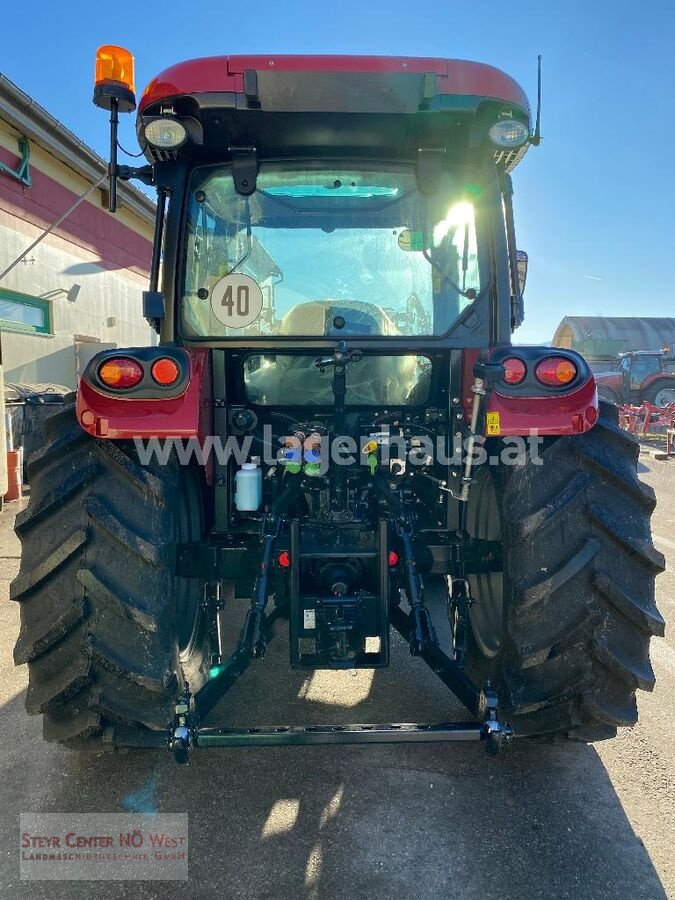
235,462,262,511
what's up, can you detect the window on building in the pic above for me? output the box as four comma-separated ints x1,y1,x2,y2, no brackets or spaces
0,289,52,334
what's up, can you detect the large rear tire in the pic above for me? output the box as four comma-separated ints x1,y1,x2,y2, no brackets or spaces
465,401,665,740
596,386,621,405
12,398,210,748
645,379,675,408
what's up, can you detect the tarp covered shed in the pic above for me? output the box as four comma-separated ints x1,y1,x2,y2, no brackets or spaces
552,317,675,356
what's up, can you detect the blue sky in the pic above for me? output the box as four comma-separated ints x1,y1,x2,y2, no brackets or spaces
2,0,674,343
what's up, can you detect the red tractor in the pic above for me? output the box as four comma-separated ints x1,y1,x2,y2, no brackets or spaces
12,49,664,761
595,350,675,407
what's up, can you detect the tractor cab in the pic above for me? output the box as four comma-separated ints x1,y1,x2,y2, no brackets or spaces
103,53,535,347
623,352,663,391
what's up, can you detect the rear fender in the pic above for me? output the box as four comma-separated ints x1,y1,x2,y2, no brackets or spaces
594,371,622,391
640,371,675,393
76,347,211,440
463,346,598,436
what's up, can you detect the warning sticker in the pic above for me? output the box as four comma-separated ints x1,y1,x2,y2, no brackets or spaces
210,273,263,328
486,411,501,436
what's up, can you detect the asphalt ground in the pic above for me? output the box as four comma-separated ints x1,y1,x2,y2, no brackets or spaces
0,453,673,899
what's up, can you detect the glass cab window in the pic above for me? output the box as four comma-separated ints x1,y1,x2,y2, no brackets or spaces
182,163,484,339
243,353,431,406
630,355,661,389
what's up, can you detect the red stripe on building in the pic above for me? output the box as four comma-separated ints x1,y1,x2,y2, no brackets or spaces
0,144,153,275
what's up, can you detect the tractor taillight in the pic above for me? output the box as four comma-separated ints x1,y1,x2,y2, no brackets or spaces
534,357,577,387
502,357,527,385
278,551,291,568
388,551,399,567
98,357,143,388
151,357,180,386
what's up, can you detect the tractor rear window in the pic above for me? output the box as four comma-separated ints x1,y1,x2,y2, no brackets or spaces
243,354,431,406
181,163,484,339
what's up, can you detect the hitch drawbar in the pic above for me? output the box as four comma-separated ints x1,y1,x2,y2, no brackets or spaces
167,682,513,764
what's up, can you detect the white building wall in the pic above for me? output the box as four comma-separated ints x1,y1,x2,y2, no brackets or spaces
0,212,156,388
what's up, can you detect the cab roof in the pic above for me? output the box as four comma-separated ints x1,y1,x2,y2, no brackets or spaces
140,54,530,116
138,55,531,172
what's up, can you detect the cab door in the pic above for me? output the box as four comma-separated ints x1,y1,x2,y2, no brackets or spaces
629,355,661,398
619,356,632,398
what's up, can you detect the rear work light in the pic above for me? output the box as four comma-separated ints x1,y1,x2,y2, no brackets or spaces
534,357,578,387
144,118,187,149
98,357,143,388
488,119,529,148
151,357,181,385
502,357,527,385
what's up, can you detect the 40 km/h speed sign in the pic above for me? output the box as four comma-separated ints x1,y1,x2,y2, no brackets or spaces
210,274,263,329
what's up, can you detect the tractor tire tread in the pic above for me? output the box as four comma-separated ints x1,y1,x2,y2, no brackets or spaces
12,400,186,746
473,401,664,739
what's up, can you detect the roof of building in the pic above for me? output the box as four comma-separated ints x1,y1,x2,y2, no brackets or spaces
552,316,675,352
0,73,155,224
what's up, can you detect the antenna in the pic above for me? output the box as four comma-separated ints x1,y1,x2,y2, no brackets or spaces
531,54,543,146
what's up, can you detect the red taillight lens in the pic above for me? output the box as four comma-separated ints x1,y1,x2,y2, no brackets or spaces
277,551,291,568
534,357,578,387
388,551,399,567
151,357,180,386
98,357,143,388
502,357,527,385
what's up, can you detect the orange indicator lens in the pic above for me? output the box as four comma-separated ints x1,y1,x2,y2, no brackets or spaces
98,357,143,388
535,357,578,386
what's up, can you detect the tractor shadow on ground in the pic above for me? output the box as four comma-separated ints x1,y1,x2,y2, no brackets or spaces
0,610,667,900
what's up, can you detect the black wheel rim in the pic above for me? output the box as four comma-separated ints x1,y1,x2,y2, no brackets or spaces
654,388,675,407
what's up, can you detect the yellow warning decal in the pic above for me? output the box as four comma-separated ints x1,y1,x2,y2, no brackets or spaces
486,411,501,436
